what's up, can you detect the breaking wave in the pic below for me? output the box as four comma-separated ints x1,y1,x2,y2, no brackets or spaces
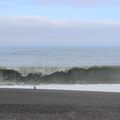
0,66,120,84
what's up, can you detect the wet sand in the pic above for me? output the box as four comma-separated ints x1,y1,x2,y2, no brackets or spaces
0,88,120,120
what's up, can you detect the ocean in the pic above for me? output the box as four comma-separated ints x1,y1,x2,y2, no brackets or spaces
0,46,120,92
1,46,120,68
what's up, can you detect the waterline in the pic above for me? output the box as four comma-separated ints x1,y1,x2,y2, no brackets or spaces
0,84,120,93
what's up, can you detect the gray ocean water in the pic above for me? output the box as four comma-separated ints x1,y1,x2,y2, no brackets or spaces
0,46,120,68
1,46,120,84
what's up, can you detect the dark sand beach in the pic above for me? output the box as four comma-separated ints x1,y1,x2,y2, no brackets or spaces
0,89,120,120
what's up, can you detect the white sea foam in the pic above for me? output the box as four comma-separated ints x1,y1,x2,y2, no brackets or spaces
0,84,120,93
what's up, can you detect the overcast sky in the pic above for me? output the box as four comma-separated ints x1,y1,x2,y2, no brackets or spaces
0,0,120,46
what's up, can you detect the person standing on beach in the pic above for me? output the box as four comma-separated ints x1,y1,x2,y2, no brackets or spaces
34,86,36,91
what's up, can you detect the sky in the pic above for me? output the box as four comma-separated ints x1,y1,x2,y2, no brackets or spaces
0,0,120,46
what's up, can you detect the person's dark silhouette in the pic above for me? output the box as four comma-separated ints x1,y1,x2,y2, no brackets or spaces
34,86,36,91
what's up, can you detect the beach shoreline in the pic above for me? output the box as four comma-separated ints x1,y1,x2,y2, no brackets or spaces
0,88,120,120
1,84,120,93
